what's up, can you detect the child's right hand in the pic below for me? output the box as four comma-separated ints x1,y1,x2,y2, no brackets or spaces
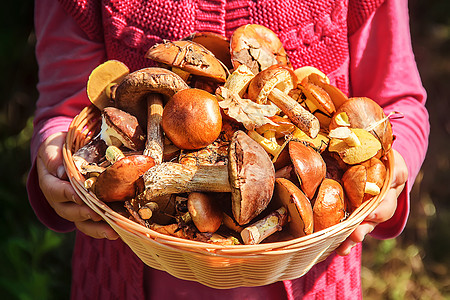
36,132,119,240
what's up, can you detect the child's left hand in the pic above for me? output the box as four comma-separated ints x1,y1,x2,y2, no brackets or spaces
335,149,408,256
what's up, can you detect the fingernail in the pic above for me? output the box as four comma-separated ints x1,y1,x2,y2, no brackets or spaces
103,232,108,239
57,165,66,179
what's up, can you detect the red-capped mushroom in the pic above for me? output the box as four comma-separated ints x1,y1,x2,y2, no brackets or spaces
94,155,155,202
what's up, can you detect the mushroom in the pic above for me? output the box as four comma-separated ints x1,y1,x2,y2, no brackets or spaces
329,97,393,157
143,130,275,225
240,207,288,245
290,128,329,153
289,80,336,128
100,107,146,151
293,66,330,84
289,141,326,200
223,64,255,97
161,88,222,150
342,157,386,211
313,178,346,232
177,139,229,166
86,60,130,110
303,73,348,110
230,24,291,74
187,192,223,233
94,155,155,202
247,65,320,138
72,138,107,175
145,39,228,84
271,177,314,238
113,67,189,163
328,127,382,165
183,31,233,70
138,201,159,220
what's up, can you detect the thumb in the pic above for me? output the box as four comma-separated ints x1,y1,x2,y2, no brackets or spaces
38,132,67,178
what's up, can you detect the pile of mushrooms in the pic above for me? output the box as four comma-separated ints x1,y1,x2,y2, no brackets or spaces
74,24,394,245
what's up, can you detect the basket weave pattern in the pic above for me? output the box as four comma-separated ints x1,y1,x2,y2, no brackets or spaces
63,105,394,289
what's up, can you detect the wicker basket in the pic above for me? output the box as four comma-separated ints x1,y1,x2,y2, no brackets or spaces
63,105,394,289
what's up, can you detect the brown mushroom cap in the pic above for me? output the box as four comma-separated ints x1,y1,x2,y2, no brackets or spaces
183,32,233,70
329,97,393,157
341,164,366,210
313,178,346,232
295,81,336,117
145,40,228,83
161,88,222,150
101,107,146,151
113,67,189,128
342,157,387,210
289,141,326,200
361,157,387,189
272,178,314,237
228,130,275,225
187,192,223,233
94,155,155,202
305,73,348,110
73,138,107,175
230,24,291,74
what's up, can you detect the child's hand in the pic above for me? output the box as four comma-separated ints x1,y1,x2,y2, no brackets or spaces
336,149,408,256
36,132,119,240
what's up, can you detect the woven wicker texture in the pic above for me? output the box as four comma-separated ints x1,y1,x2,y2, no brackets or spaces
63,105,394,289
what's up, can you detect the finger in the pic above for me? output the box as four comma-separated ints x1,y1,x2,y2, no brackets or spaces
365,188,398,224
75,220,119,240
335,221,377,256
37,156,83,205
38,132,67,177
391,150,408,191
50,201,103,223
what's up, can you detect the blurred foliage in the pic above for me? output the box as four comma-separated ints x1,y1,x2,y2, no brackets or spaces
0,1,74,299
0,0,448,299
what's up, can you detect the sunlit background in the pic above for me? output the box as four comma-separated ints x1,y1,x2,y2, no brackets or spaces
0,1,448,299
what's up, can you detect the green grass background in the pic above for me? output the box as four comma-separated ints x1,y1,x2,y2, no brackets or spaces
0,1,448,299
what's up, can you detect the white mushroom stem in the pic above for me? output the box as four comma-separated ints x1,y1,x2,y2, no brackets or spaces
365,182,381,196
240,207,288,245
329,127,361,147
144,93,164,164
144,162,230,199
84,177,97,190
268,88,320,138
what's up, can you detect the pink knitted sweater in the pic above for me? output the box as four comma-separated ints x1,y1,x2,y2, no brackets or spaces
29,0,429,299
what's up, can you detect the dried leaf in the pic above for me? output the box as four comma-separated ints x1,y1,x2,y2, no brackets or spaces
216,86,278,130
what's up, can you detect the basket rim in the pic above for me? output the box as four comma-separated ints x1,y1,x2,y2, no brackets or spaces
63,104,394,255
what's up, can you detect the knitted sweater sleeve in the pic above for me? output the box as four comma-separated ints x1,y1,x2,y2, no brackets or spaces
349,0,429,239
27,0,106,232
